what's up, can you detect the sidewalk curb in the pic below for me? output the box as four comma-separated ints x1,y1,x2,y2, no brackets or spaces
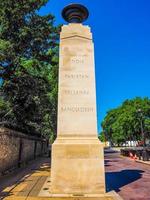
136,160,150,166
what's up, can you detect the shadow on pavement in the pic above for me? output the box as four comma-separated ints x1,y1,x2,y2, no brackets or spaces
106,169,144,192
104,150,118,154
0,157,50,199
104,159,119,167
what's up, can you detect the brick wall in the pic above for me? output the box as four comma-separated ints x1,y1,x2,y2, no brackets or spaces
0,127,48,175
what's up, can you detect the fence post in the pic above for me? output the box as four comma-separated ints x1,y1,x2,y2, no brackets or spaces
18,139,22,168
34,141,37,159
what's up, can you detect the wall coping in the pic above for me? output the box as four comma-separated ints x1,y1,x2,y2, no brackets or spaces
0,127,47,142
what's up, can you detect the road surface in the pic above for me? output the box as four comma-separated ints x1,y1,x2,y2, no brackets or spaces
105,149,150,200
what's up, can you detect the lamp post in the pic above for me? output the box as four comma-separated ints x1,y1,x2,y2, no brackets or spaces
137,109,145,146
137,109,148,161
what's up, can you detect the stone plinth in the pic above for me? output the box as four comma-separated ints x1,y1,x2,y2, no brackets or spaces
51,138,105,194
51,24,105,195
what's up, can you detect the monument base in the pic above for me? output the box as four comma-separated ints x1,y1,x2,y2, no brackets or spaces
39,176,123,199
50,137,105,195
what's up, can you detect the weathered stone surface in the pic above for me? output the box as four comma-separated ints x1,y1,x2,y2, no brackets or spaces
57,24,97,137
51,24,105,195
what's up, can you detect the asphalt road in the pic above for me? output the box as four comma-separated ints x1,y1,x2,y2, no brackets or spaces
105,149,150,200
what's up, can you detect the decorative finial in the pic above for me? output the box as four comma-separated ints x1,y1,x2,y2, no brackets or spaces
62,4,89,23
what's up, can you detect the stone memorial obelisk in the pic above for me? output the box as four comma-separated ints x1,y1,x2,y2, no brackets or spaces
51,4,105,195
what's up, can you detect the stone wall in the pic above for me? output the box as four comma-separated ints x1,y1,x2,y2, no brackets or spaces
0,127,48,175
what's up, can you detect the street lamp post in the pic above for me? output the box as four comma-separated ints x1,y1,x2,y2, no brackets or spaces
137,109,145,146
137,109,148,161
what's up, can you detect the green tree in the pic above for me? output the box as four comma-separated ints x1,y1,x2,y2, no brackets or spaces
0,0,60,139
101,97,150,146
98,131,105,142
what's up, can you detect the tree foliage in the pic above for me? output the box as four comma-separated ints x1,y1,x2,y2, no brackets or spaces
101,97,150,145
0,0,60,140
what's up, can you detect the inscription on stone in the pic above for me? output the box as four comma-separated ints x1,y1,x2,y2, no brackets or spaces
66,146,89,159
63,90,89,95
71,55,86,65
61,106,94,112
64,74,89,79
71,58,84,64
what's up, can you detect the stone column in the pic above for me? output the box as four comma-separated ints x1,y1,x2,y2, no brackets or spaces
51,5,105,196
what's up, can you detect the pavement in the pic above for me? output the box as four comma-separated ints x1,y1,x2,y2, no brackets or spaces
0,157,51,200
105,149,150,200
0,151,149,200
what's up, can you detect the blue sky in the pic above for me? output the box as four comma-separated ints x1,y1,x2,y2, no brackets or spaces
39,0,150,132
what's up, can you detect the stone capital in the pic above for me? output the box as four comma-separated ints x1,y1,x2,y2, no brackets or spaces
60,23,92,40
